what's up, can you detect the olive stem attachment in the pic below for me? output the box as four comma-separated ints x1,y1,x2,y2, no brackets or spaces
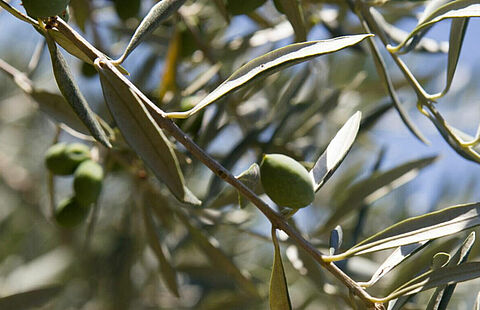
139,89,383,309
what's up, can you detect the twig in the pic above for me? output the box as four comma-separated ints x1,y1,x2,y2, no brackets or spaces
146,104,383,309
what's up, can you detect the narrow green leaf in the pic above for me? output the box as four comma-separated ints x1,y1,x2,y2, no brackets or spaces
46,22,129,75
45,35,111,148
425,107,480,163
141,204,179,297
115,0,187,64
94,59,200,205
388,0,480,53
441,18,469,96
0,58,92,135
363,241,430,287
0,286,62,310
274,0,307,42
47,29,93,64
175,210,260,298
310,111,361,192
369,8,448,54
236,163,261,208
321,156,437,233
329,225,343,256
165,34,373,119
31,90,90,135
270,228,292,310
347,202,480,256
426,232,475,310
389,262,480,299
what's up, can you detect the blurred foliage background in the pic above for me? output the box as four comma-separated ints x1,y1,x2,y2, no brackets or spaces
0,0,480,309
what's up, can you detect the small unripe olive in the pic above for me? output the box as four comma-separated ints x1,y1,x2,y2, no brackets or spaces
225,0,267,15
54,196,89,228
73,160,103,207
22,0,71,19
260,154,314,209
45,143,91,175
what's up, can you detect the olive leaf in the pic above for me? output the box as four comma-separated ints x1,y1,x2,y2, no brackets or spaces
274,0,307,42
0,57,91,135
270,228,292,310
320,156,437,234
361,241,430,287
0,285,62,310
45,34,111,148
165,34,373,119
30,90,90,135
426,232,475,310
439,17,469,97
342,202,480,257
388,0,480,53
235,163,261,208
141,203,179,297
425,106,480,163
329,225,343,256
309,111,361,192
386,262,480,300
46,20,129,75
115,0,187,64
369,7,448,54
94,59,200,205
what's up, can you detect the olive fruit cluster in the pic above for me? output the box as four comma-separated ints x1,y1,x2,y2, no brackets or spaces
22,0,70,19
260,154,315,209
45,143,104,228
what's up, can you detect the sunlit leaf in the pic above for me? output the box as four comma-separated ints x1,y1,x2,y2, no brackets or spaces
320,156,437,233
441,18,469,96
388,0,480,53
165,34,373,119
369,7,448,54
426,232,475,310
0,286,62,310
310,111,361,192
347,202,480,256
45,34,111,147
388,262,480,299
362,241,430,287
95,59,201,205
115,0,187,64
270,228,292,310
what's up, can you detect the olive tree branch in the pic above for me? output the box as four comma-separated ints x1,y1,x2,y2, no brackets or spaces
145,104,383,309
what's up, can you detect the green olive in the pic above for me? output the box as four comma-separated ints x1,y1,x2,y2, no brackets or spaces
73,160,103,207
45,142,91,175
260,154,314,209
22,0,71,19
54,196,89,228
225,0,267,15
